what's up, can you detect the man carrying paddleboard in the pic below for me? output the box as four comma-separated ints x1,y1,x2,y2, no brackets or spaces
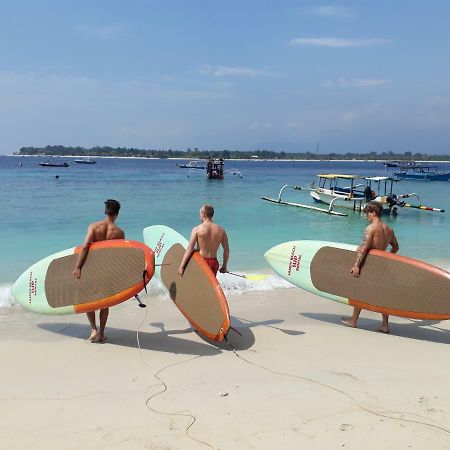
73,199,125,342
178,204,229,277
342,202,399,333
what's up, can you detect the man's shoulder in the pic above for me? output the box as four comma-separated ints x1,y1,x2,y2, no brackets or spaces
89,220,105,229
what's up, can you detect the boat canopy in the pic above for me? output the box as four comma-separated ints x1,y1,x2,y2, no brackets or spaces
317,174,364,180
364,176,396,182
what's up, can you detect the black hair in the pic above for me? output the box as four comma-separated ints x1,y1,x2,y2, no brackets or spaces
104,199,121,217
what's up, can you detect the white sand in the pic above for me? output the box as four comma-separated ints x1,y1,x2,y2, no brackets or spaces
1,288,449,450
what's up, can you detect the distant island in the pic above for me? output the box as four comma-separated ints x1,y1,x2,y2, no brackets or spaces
15,145,450,161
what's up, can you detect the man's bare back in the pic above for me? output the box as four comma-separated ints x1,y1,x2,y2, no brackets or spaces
178,204,229,277
361,220,396,252
194,221,225,258
89,220,125,242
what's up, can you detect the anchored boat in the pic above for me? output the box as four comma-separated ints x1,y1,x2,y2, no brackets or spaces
393,164,450,181
38,161,69,167
74,158,97,164
176,160,205,170
185,158,242,180
261,174,444,216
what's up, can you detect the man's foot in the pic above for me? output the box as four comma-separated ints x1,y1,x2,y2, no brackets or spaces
97,335,108,343
376,327,390,334
341,317,357,328
86,329,98,342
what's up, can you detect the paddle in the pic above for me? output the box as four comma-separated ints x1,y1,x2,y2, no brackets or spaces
226,271,272,281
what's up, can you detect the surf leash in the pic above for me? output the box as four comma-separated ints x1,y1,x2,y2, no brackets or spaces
226,271,272,281
223,336,450,437
135,297,216,449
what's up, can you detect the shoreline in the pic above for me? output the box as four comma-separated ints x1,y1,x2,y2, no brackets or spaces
5,154,450,163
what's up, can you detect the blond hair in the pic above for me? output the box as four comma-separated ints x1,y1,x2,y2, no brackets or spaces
201,204,214,218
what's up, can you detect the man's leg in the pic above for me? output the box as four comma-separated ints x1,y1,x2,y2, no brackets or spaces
378,314,389,334
86,311,98,341
341,307,361,328
98,308,109,342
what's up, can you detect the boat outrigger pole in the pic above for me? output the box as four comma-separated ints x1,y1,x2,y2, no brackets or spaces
261,184,348,217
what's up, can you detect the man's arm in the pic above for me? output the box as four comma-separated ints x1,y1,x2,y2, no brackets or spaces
390,232,399,254
351,226,373,277
73,225,95,279
219,230,230,273
178,228,198,276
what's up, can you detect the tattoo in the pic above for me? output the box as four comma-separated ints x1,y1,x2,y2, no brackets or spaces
355,230,369,267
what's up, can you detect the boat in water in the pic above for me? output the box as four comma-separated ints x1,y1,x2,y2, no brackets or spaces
38,161,69,168
383,160,400,168
74,158,97,164
185,158,242,180
176,160,205,169
393,164,450,181
261,174,444,216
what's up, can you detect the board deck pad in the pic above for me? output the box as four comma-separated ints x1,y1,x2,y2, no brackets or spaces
311,246,450,315
46,247,145,307
161,244,226,338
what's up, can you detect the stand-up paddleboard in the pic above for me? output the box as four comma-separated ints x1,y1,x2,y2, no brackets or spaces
13,240,155,315
143,225,230,341
265,240,450,320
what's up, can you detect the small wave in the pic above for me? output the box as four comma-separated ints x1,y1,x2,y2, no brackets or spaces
0,284,15,308
217,272,293,295
144,272,293,298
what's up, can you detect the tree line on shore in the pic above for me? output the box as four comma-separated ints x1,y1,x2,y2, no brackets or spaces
16,145,450,161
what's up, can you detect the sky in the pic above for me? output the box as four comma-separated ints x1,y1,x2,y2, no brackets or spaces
1,0,450,154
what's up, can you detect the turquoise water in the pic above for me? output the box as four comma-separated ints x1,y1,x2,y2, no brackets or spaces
1,155,450,303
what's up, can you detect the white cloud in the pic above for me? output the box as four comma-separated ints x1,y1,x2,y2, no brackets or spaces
289,37,391,48
197,65,269,77
322,77,390,88
301,6,355,18
74,24,129,40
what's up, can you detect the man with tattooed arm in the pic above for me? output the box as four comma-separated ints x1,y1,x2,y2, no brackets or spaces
341,202,399,333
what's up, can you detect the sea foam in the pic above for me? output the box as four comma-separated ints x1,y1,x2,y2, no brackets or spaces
0,285,15,308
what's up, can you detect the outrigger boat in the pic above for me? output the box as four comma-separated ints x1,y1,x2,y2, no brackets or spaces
186,158,242,180
393,164,450,181
261,174,444,216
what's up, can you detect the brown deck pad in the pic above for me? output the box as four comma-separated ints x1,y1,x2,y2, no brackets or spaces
311,247,450,315
161,244,224,336
45,247,145,308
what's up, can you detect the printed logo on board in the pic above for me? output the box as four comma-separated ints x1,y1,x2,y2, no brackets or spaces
155,233,165,258
28,271,38,304
288,246,301,276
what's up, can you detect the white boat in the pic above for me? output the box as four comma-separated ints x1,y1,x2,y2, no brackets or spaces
261,174,444,216
310,174,367,211
176,160,205,169
74,158,97,164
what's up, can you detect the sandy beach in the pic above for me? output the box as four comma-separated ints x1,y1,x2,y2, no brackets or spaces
1,287,449,450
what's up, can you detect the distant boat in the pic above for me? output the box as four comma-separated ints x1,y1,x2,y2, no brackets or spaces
176,160,205,169
74,158,97,164
393,165,450,181
38,161,69,168
383,160,400,168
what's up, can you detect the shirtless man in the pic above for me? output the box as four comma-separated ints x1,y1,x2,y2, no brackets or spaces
73,199,125,342
178,204,229,277
342,202,399,333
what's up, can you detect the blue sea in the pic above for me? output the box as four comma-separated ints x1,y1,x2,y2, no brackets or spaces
1,155,450,307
